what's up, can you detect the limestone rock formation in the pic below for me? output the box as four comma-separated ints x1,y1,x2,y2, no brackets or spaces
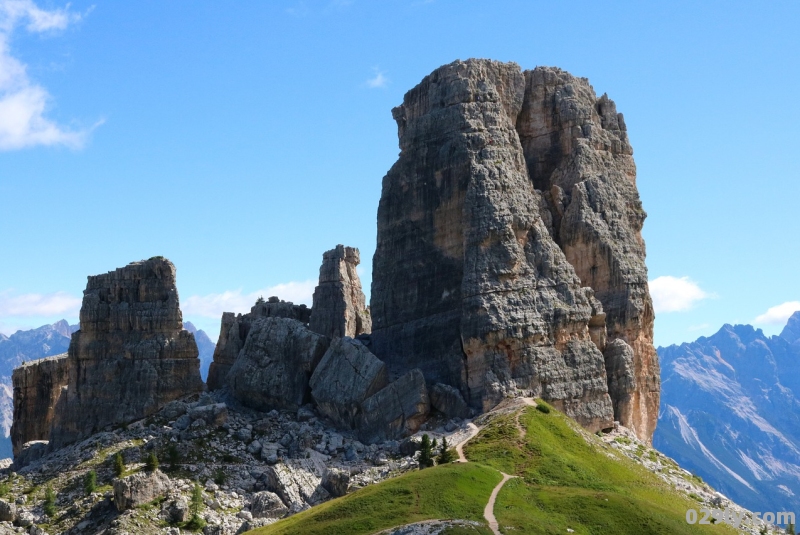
207,297,311,390
309,337,388,428
48,257,204,449
309,245,371,339
516,65,660,441
357,369,430,444
226,317,329,412
10,354,69,456
370,59,616,434
113,470,171,511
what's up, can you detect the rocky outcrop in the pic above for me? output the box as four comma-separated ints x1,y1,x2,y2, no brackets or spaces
358,369,430,444
226,318,329,412
309,245,371,339
10,354,69,456
47,257,204,449
370,59,618,434
309,337,388,428
781,310,800,348
113,470,171,511
207,297,312,390
429,383,470,419
516,65,659,441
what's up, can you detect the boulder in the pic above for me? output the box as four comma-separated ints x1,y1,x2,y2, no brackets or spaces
207,298,312,390
0,499,16,522
429,383,470,419
309,245,371,338
47,258,204,450
309,338,388,428
188,403,228,426
113,469,171,511
249,491,288,519
226,318,329,412
13,441,49,469
358,369,430,444
321,468,349,497
262,459,329,513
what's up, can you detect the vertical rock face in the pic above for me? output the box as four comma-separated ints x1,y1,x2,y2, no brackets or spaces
226,317,329,412
48,257,203,449
371,59,659,440
207,297,311,390
309,245,371,339
10,354,69,456
515,66,660,441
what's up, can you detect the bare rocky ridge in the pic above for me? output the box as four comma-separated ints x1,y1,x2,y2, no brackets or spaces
370,59,659,441
309,245,371,339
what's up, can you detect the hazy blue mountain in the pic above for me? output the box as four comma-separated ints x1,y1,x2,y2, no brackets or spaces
183,322,215,382
654,311,800,515
0,320,78,459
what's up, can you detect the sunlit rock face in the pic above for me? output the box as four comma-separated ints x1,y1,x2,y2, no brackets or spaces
370,59,659,440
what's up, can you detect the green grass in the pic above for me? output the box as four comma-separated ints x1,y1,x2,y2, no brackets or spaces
251,463,499,535
249,405,738,535
464,407,737,535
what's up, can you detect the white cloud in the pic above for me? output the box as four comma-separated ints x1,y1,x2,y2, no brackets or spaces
182,280,316,319
0,289,81,317
649,275,711,313
0,0,94,150
754,301,800,326
366,69,388,89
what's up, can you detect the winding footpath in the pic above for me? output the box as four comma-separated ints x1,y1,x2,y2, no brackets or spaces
483,472,517,535
374,398,535,535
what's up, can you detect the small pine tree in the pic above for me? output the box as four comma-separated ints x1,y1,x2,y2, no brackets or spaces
113,452,125,477
419,434,434,469
437,437,454,464
145,451,159,472
43,484,56,517
787,523,795,535
191,483,204,515
431,438,438,451
256,295,265,305
84,470,97,495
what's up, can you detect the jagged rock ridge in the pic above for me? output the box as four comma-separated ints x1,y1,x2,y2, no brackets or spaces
370,59,659,440
655,318,800,517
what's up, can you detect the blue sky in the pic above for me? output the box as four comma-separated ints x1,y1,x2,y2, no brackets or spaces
0,0,798,347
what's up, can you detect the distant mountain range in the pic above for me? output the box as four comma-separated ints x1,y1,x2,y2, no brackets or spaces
0,319,216,460
655,310,800,515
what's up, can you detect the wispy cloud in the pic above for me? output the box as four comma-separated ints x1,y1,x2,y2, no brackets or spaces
182,280,316,319
649,275,712,313
0,0,97,150
0,289,81,317
366,69,388,89
754,301,800,326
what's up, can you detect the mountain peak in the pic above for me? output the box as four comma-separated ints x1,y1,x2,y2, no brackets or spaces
780,310,800,345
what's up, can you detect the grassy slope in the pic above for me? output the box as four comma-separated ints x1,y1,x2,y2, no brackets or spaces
464,405,737,535
251,462,499,535
253,404,738,535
